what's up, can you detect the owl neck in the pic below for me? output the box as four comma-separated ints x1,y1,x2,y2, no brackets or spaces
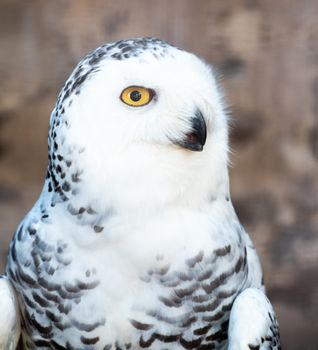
42,139,231,225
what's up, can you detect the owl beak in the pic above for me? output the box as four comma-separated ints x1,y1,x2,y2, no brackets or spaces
173,110,207,152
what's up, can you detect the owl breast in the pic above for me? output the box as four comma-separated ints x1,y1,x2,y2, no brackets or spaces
8,205,250,350
127,239,248,350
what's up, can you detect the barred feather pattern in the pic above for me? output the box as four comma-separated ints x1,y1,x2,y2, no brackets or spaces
6,198,264,350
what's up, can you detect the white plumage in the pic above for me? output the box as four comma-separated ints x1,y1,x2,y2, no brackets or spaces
228,289,280,350
0,277,20,350
3,38,280,350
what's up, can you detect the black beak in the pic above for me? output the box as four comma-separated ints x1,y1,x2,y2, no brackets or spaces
173,110,207,152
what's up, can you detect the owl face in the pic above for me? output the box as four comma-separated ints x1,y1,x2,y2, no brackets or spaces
66,44,225,150
49,39,229,210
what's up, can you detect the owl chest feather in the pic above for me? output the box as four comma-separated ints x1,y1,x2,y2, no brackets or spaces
8,204,252,350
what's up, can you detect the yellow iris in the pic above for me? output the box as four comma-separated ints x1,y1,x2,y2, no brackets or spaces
120,86,154,107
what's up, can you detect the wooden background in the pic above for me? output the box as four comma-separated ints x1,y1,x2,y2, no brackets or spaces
0,0,317,348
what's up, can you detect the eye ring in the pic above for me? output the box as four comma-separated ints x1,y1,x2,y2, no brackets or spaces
120,86,155,107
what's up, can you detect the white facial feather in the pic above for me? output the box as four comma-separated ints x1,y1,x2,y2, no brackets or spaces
54,44,229,214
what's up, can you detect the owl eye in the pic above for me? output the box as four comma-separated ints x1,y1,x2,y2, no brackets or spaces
120,86,154,107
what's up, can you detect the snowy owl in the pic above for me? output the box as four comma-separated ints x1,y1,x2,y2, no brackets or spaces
4,38,281,350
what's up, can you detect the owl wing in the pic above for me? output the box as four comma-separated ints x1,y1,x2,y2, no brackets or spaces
0,276,21,350
228,288,281,350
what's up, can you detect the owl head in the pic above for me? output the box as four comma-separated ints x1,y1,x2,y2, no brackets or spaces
47,38,230,212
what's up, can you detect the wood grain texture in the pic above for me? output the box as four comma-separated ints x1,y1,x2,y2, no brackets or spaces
0,1,317,348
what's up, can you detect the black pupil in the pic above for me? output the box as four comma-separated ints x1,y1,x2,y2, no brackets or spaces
130,90,142,102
